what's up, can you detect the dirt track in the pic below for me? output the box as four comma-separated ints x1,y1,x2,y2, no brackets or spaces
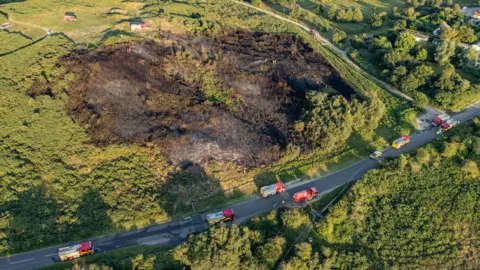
62,31,355,167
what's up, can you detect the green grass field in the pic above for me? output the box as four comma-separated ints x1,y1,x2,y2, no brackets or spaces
0,31,32,54
0,0,417,254
271,0,408,34
0,0,145,43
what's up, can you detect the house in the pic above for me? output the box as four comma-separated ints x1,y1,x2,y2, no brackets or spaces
64,12,77,21
462,7,480,18
473,10,480,19
0,23,12,30
130,22,147,31
410,31,429,42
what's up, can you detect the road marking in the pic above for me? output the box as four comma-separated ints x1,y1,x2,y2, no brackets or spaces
9,258,34,264
44,253,56,257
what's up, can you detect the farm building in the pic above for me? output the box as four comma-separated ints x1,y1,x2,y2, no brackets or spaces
130,22,147,31
473,10,480,19
461,7,480,18
64,12,77,21
405,31,429,42
0,23,12,30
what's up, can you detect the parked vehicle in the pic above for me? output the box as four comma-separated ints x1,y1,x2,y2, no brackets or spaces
260,182,285,198
292,187,318,204
392,136,411,149
431,114,450,127
310,29,320,38
370,151,383,159
206,209,235,226
437,119,459,134
58,241,94,261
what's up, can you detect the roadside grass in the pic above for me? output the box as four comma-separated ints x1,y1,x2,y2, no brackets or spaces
0,0,417,255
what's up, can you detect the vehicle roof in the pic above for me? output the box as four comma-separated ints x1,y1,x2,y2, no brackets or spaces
293,190,308,199
261,182,284,192
58,241,91,256
223,209,234,217
58,244,81,256
260,183,277,193
206,211,224,221
80,241,91,250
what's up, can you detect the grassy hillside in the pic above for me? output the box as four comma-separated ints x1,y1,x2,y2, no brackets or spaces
64,117,480,269
0,0,413,255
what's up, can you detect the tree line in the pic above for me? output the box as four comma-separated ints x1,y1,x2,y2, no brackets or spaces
68,117,480,269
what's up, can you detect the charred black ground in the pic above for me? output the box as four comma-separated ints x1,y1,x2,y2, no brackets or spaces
62,31,356,167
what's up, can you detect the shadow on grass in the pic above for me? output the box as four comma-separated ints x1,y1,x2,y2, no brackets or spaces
160,163,250,217
100,29,134,44
0,187,111,256
0,0,25,4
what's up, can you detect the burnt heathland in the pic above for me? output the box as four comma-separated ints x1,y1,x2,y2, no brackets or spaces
63,31,360,167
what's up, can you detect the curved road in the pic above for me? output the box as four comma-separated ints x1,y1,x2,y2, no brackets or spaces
1,103,479,270
0,3,476,269
231,0,443,115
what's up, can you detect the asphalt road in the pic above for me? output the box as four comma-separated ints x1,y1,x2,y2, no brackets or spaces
1,103,479,270
1,2,478,269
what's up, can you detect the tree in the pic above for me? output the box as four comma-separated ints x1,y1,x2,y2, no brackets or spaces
383,49,411,67
279,243,320,270
408,0,420,6
257,237,286,268
461,47,478,66
431,0,443,7
394,20,407,31
404,7,419,21
71,264,113,270
370,36,392,50
435,40,456,66
416,48,429,61
369,12,386,28
392,6,402,18
281,208,309,229
413,91,429,108
328,5,337,20
393,66,408,77
353,6,363,22
251,0,262,7
303,92,353,151
394,32,416,52
463,160,479,178
336,9,347,21
131,254,156,270
397,65,433,93
290,4,300,17
173,225,262,269
440,27,459,41
286,0,297,5
457,26,477,43
332,28,347,45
